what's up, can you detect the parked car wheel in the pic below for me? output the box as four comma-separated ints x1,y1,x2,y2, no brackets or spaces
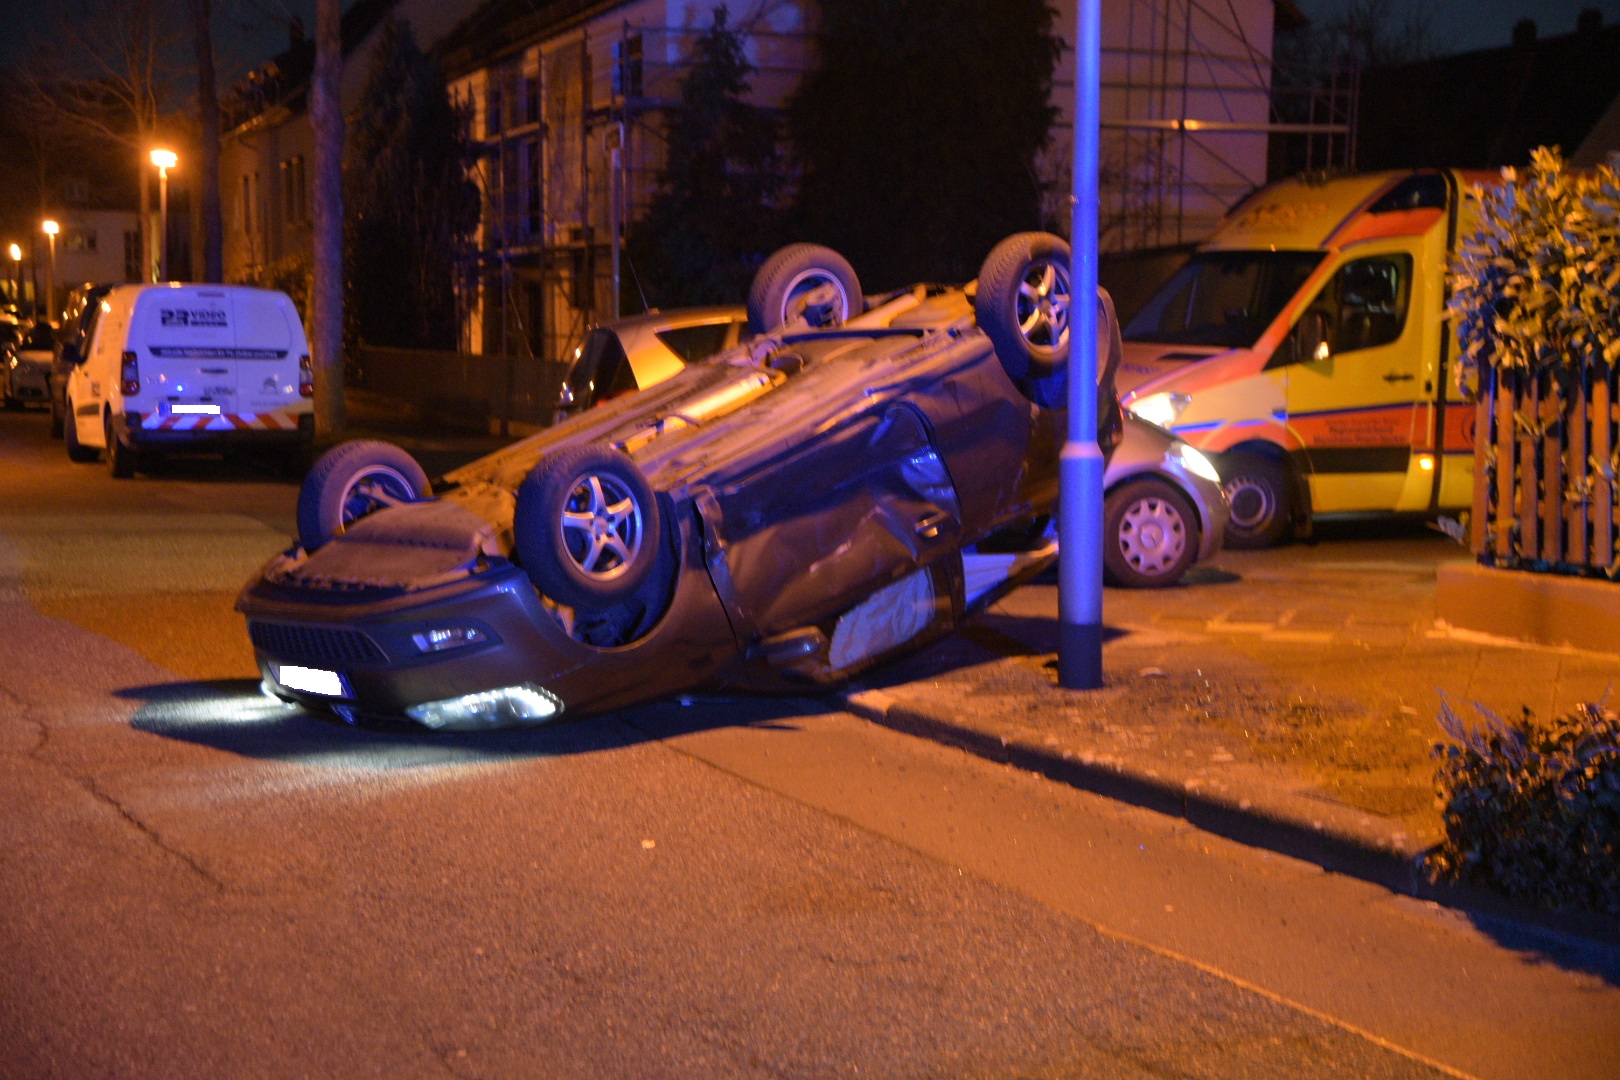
296,440,431,550
1220,452,1292,549
748,244,864,334
64,400,98,463
976,232,1072,381
1103,478,1199,588
513,443,666,612
105,414,137,478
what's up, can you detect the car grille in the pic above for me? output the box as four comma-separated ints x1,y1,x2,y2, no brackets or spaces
248,621,387,666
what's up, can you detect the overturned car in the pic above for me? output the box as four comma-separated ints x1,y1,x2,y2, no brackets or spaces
238,234,1228,729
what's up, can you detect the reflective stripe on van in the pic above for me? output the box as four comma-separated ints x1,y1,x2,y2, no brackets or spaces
137,410,306,432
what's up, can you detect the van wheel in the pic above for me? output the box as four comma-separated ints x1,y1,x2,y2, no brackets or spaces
105,414,138,478
297,440,431,550
1221,453,1292,548
513,444,667,611
64,401,98,463
1104,479,1198,588
747,244,864,334
976,232,1072,381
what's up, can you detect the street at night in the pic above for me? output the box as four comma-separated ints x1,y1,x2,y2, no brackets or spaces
3,404,1617,1079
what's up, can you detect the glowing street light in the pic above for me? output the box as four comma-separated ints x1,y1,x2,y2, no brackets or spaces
7,243,19,314
41,220,59,324
150,148,178,282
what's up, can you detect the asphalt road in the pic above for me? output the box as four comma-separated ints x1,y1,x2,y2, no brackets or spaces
1,406,1614,1079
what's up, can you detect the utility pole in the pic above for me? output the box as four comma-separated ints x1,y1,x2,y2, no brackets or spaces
310,0,346,433
1058,0,1105,690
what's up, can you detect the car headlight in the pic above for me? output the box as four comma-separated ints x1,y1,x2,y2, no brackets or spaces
1127,391,1191,429
1169,442,1222,484
405,684,562,730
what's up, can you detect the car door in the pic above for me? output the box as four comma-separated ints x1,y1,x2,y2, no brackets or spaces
708,403,962,641
142,289,238,418
72,296,124,447
1281,248,1423,513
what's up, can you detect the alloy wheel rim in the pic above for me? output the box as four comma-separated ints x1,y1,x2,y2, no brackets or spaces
779,269,850,327
1225,476,1275,531
559,471,644,581
337,465,416,529
1016,257,1071,355
1118,496,1187,575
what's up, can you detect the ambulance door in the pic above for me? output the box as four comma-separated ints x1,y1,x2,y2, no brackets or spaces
1282,248,1424,513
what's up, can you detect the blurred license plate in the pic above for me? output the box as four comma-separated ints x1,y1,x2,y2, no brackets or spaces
276,665,346,697
166,403,222,416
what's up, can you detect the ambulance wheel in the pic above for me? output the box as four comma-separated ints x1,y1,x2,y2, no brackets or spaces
1104,479,1198,588
977,232,1071,381
513,443,666,611
297,440,430,550
64,400,98,463
1221,453,1292,549
748,244,864,334
105,414,138,478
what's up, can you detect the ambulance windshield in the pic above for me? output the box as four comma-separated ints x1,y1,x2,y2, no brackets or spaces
1124,251,1323,350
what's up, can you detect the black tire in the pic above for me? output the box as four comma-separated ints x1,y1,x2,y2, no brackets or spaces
747,244,864,334
1221,452,1293,549
513,443,665,611
976,232,1073,381
1103,478,1199,589
64,399,98,463
105,413,137,478
296,440,430,550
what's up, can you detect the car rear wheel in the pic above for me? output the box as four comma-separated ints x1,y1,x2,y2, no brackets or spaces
105,414,137,478
513,444,666,611
1103,478,1199,588
64,400,98,462
748,244,864,334
296,440,431,550
976,232,1073,381
1221,453,1293,549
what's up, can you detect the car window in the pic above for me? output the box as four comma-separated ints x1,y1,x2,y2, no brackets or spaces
1306,254,1414,356
655,321,732,363
1124,251,1324,349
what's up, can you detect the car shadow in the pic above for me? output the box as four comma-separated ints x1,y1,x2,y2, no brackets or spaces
121,678,835,770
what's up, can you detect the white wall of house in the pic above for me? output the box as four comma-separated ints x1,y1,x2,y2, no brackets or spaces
46,209,141,293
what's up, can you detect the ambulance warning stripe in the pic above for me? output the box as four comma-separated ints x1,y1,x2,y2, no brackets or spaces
137,411,302,432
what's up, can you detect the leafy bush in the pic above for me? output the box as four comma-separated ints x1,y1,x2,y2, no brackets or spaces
1448,146,1620,384
1429,699,1620,914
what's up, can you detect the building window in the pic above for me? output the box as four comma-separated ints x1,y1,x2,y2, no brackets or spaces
525,138,542,238
64,229,97,253
241,173,254,235
486,78,502,137
613,35,643,100
124,230,140,279
280,155,307,224
525,71,540,125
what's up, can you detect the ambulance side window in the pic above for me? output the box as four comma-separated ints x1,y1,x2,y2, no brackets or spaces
1307,254,1414,357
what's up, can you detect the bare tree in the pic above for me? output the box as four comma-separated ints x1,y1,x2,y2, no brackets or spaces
310,0,346,432
189,0,223,283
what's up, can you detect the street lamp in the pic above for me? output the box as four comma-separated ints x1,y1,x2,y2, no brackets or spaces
150,148,178,282
6,244,19,313
42,220,59,325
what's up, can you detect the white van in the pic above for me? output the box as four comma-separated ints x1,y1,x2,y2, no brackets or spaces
62,284,315,477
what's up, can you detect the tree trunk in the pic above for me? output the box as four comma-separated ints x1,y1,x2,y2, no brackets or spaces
310,0,346,432
190,0,223,283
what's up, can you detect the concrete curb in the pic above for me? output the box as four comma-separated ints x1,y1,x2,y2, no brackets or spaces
835,686,1620,950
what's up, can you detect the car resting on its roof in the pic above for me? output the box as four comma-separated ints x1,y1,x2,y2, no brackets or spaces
238,233,1229,730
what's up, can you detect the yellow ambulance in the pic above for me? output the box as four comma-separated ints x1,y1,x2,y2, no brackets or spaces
1118,169,1492,546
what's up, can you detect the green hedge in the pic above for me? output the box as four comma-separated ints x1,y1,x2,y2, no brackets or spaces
1429,699,1620,914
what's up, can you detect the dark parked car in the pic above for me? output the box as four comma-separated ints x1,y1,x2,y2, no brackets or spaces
238,234,1228,730
3,322,56,408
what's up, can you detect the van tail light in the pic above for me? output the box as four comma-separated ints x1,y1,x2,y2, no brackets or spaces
299,354,314,398
120,351,140,396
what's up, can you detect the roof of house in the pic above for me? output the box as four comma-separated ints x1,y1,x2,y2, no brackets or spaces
221,0,400,134
1357,19,1620,170
435,0,627,79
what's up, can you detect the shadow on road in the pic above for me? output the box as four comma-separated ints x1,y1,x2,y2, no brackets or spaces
121,678,836,771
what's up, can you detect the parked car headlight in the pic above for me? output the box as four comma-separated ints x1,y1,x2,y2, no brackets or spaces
1127,391,1191,429
1169,442,1222,484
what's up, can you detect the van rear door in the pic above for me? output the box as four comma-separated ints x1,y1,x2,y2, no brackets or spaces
231,289,302,415
139,288,239,415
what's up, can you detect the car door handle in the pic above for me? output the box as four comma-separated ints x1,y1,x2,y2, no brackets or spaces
1382,372,1415,383
915,511,950,539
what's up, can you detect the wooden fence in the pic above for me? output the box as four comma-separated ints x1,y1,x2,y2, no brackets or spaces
351,345,571,435
1472,362,1618,575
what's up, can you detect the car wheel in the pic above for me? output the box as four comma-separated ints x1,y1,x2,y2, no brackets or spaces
1221,453,1293,549
64,400,98,463
747,244,864,334
976,232,1072,381
1103,478,1199,588
513,443,665,611
296,440,430,550
105,413,137,478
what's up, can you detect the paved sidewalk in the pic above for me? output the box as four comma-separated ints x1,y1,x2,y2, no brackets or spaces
838,522,1620,942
